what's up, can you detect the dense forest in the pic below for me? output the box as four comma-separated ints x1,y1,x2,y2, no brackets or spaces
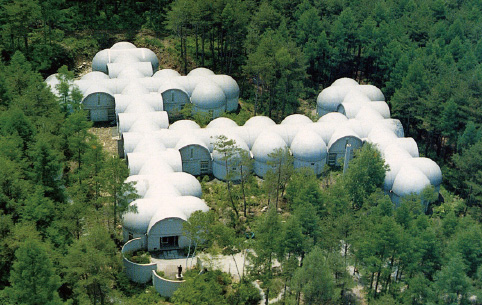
0,0,481,304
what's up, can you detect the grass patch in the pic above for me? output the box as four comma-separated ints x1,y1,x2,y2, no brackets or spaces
124,249,151,264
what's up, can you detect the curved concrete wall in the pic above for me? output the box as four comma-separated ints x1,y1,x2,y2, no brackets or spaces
152,270,185,298
122,238,157,284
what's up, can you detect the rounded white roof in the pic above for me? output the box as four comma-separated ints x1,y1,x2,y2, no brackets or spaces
191,80,226,109
209,75,240,99
81,71,110,81
244,116,276,128
342,90,371,104
211,133,250,161
358,84,385,101
113,53,139,64
392,138,419,158
144,180,182,198
187,67,215,77
122,82,149,95
138,157,175,176
317,86,346,112
123,199,163,234
291,129,327,162
147,204,187,234
392,165,431,197
153,69,181,79
355,106,385,122
83,84,114,99
175,196,210,217
165,172,202,198
111,41,137,49
310,121,337,145
206,117,238,129
409,157,442,187
328,126,360,149
134,137,166,154
251,131,287,162
281,114,312,125
117,67,145,80
169,120,201,130
157,79,188,95
92,49,110,72
318,112,348,124
125,175,150,198
175,134,209,151
331,77,359,87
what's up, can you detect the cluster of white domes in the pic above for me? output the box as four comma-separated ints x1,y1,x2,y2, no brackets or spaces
45,42,240,124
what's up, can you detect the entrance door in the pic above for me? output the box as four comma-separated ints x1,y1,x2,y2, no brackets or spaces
182,160,201,175
90,109,108,122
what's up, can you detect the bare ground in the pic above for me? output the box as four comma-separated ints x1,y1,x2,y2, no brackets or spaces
89,125,118,156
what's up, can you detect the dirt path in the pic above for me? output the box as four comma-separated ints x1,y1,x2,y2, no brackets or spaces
89,126,118,156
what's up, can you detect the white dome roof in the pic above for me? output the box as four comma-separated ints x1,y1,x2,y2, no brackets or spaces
251,131,287,163
355,106,385,122
169,120,201,130
175,196,210,217
187,67,215,77
144,180,182,198
117,67,145,80
409,157,442,187
111,41,137,49
191,80,226,109
122,82,149,95
165,172,202,198
123,199,163,234
113,53,139,64
138,157,174,176
81,71,110,81
342,89,371,104
209,75,240,99
211,133,250,161
147,204,187,234
317,86,346,113
157,78,188,94
331,77,359,87
291,129,327,162
392,165,431,197
206,117,238,129
175,134,209,151
153,69,181,79
92,49,110,72
358,84,385,101
134,137,166,154
281,114,312,125
318,112,348,123
310,121,337,144
328,126,360,149
125,175,150,198
244,116,276,128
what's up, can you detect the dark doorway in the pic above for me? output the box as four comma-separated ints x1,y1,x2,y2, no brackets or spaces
160,236,179,248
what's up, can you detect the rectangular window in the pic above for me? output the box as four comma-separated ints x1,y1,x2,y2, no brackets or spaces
327,153,337,166
200,161,209,173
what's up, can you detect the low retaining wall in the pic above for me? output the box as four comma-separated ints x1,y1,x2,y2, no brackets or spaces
152,270,185,297
122,238,157,284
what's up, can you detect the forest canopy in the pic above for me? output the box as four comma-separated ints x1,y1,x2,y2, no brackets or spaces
0,0,481,304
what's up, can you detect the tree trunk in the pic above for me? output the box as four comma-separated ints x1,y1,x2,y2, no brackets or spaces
241,165,247,217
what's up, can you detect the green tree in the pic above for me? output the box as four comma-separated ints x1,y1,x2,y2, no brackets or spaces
264,147,294,210
291,247,337,305
343,143,387,210
6,239,61,305
63,224,119,305
433,253,472,304
98,155,136,234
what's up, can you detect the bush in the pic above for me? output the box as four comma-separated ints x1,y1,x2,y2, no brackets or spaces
124,250,151,264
